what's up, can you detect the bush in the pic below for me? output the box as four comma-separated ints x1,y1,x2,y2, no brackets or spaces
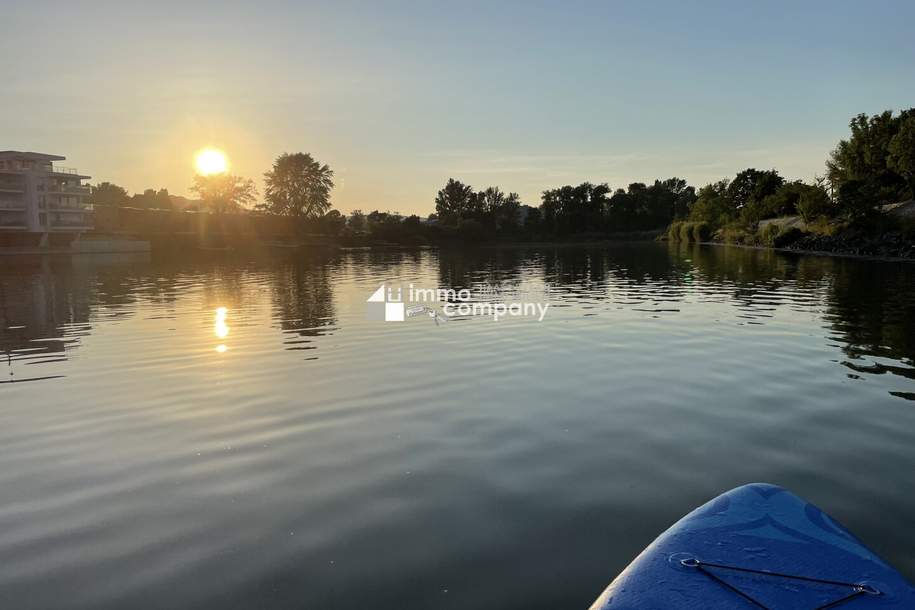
837,180,879,219
717,224,753,244
758,223,781,246
690,222,710,242
666,221,681,241
773,227,805,248
667,221,711,243
679,222,692,241
797,186,835,222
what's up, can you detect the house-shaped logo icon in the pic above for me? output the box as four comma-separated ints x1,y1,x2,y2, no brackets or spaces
366,284,404,321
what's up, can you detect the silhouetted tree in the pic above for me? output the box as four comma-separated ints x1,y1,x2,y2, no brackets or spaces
89,182,130,207
318,209,346,236
348,209,367,232
131,188,173,210
435,178,474,224
263,152,334,218
190,174,257,213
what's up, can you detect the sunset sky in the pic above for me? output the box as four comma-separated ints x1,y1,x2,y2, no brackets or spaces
4,0,915,215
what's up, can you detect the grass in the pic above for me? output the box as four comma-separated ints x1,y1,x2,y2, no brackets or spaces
667,221,710,243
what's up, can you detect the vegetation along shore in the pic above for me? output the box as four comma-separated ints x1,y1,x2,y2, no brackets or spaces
81,108,915,258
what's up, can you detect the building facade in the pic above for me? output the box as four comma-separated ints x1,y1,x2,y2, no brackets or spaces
0,151,92,246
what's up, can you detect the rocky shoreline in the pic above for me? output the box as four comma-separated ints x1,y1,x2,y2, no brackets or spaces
781,229,915,260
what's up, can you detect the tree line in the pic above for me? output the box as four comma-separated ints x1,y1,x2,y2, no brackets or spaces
89,152,335,218
413,107,915,242
89,107,915,244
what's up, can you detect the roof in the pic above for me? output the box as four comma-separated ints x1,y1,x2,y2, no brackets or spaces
0,151,67,161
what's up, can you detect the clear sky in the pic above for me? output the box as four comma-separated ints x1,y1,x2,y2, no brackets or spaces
3,1,914,215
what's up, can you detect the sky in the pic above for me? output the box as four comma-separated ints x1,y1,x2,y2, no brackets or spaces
3,1,914,216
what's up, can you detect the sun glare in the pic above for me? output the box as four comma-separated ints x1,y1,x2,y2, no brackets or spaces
195,148,228,176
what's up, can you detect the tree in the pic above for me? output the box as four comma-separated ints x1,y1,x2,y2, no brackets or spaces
495,191,522,233
523,206,542,235
827,109,912,206
318,209,346,236
263,152,334,218
131,188,173,210
888,113,915,199
190,173,257,213
727,168,784,211
795,183,834,222
540,182,609,234
348,209,367,232
689,180,734,226
434,178,474,224
89,182,130,207
658,177,696,220
836,179,878,219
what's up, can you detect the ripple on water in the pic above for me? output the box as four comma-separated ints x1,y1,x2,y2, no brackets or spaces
1,244,915,609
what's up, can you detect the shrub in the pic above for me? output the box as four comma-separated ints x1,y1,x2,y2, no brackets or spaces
667,221,683,241
837,179,879,219
679,222,693,241
758,223,781,246
718,224,752,244
690,222,710,242
796,186,835,222
773,227,805,248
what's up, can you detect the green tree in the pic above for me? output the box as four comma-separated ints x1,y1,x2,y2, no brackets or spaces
263,152,334,218
795,183,834,222
89,182,130,207
827,110,911,207
888,113,915,199
689,180,734,226
836,179,878,219
728,168,784,212
190,173,257,213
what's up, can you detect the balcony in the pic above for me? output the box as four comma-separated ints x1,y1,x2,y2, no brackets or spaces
47,185,91,196
51,165,79,175
47,209,93,231
44,200,92,210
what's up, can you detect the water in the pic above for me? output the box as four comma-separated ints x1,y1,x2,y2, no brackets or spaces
1,243,914,609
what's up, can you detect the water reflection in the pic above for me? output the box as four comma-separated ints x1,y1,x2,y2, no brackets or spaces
214,306,229,353
1,247,915,396
2,245,915,610
271,258,337,354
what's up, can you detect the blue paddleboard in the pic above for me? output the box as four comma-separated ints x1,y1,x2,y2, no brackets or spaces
590,483,915,609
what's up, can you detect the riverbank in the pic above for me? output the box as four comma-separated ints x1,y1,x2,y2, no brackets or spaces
666,203,915,262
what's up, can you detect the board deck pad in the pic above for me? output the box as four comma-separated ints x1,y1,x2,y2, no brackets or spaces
589,483,915,609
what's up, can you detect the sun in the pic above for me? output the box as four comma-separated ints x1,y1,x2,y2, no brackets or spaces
195,148,228,176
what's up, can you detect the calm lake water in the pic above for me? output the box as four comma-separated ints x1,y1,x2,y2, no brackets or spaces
2,243,915,609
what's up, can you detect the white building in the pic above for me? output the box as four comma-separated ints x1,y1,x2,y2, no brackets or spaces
0,151,92,245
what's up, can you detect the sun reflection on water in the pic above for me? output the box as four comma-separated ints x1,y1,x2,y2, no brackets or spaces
214,307,229,352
